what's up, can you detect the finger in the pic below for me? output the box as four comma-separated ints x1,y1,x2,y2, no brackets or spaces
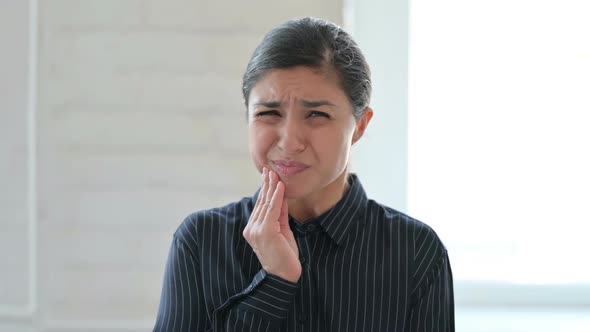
251,167,268,225
279,198,293,240
279,198,289,226
278,199,296,246
260,167,269,201
265,170,276,204
262,179,284,225
258,168,269,204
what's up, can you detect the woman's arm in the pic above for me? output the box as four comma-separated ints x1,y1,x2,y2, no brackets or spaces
407,221,455,332
153,232,298,332
408,251,455,331
154,236,208,331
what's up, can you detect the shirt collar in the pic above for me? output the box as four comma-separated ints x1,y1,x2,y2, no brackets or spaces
310,173,368,246
252,173,368,246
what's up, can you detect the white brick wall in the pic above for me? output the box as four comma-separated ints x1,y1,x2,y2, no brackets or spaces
0,0,33,321
15,0,344,331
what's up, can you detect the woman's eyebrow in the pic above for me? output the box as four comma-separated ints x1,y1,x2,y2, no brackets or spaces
301,99,336,108
253,100,336,108
253,101,282,108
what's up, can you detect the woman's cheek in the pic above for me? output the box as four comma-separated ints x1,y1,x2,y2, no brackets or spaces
249,135,271,171
256,127,274,152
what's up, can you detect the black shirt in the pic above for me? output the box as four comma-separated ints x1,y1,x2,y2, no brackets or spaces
154,174,454,331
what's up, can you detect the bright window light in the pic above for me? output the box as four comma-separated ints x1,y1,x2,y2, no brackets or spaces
408,0,590,284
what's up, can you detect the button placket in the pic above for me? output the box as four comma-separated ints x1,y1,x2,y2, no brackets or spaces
297,315,307,325
299,255,307,265
297,236,311,328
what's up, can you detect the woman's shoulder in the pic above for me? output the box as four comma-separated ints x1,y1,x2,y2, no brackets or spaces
367,199,447,251
173,196,253,244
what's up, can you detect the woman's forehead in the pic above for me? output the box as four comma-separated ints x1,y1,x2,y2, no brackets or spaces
249,67,347,105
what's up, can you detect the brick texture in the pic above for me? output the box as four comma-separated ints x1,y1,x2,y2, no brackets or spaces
36,0,343,328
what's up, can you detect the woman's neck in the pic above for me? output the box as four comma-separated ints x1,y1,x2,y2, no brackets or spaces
287,170,351,223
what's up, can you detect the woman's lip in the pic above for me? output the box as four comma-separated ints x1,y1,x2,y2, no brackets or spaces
272,160,310,177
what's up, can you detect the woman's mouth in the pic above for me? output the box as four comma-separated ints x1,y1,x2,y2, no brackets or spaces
272,160,310,177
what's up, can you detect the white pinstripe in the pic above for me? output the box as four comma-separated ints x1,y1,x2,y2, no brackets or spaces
153,174,454,331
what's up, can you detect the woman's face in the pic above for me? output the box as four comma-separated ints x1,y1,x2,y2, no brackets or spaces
247,66,371,199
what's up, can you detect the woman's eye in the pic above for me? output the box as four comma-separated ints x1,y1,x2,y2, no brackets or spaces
256,110,281,117
308,111,330,119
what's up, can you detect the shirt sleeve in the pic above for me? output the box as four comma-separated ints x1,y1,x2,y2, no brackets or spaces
408,249,455,332
153,236,208,331
153,234,299,332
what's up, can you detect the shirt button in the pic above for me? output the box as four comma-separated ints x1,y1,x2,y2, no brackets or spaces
300,256,307,264
298,316,306,325
307,224,318,232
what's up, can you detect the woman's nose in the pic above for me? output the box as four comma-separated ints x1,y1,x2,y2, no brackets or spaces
277,118,305,154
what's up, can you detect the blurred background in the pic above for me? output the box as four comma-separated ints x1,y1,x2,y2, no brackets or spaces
1,0,589,331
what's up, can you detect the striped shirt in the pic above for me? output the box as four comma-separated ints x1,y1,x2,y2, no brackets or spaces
154,174,455,331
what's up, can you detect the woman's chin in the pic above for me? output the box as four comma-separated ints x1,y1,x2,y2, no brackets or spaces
283,185,309,200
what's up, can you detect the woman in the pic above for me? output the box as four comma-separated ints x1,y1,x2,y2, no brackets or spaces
154,17,454,332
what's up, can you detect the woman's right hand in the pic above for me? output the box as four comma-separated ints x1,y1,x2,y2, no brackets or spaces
242,168,301,283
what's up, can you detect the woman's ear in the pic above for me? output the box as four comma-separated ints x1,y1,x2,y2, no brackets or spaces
352,107,374,144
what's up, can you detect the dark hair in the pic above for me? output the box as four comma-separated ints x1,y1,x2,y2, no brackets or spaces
242,17,372,121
